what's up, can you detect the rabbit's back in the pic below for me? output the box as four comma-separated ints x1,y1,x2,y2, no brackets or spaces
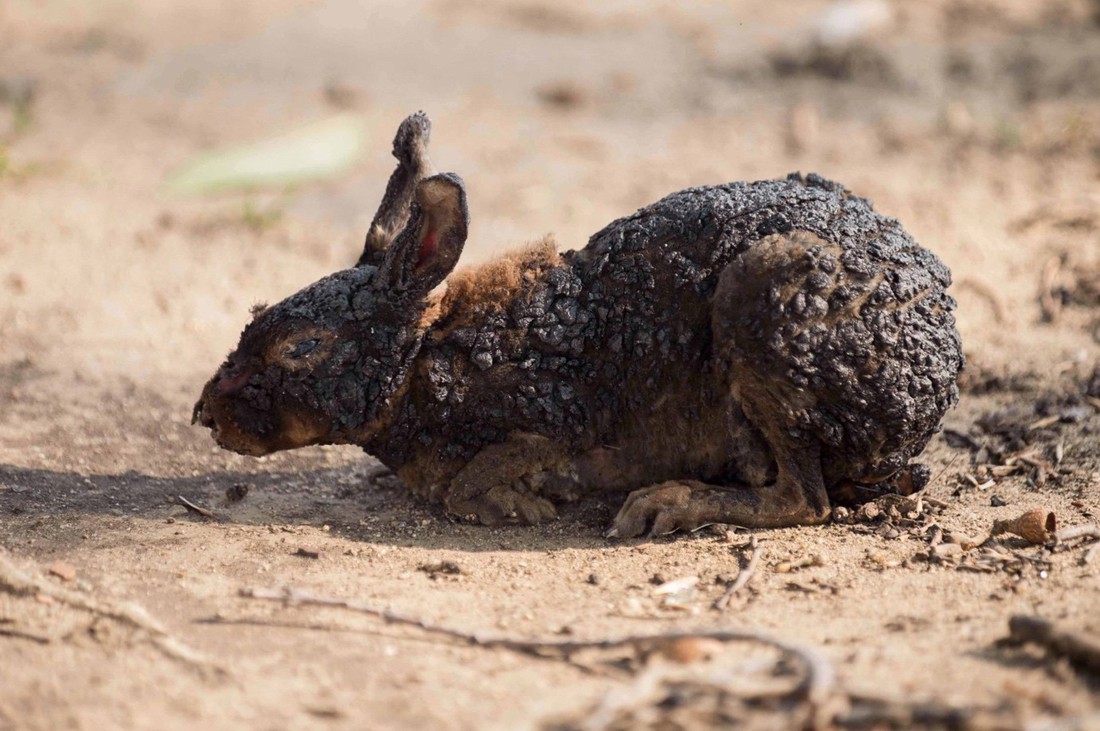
569,172,961,486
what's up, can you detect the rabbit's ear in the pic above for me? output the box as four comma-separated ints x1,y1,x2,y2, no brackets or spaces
358,112,434,268
380,173,468,297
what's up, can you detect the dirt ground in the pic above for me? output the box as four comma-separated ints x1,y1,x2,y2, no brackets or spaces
1,0,1099,728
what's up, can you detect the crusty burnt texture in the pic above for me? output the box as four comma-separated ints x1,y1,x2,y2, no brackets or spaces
194,113,963,538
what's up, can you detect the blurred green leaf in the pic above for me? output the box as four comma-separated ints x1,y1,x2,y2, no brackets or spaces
168,114,365,194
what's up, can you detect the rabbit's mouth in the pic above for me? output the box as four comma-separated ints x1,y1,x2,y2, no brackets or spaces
192,378,278,457
193,377,333,457
204,415,279,457
214,428,273,457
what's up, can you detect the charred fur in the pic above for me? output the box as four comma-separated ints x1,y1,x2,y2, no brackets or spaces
194,113,963,537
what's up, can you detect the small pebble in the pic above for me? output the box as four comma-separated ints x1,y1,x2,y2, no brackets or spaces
932,543,963,559
653,576,699,595
225,483,250,503
418,560,463,576
49,560,77,582
858,503,881,521
652,637,721,664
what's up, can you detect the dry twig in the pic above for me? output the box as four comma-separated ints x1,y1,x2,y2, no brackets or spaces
1054,524,1100,544
0,551,221,674
1039,256,1063,323
0,625,51,643
1053,524,1100,566
177,495,216,518
239,585,836,710
919,494,950,509
714,536,759,611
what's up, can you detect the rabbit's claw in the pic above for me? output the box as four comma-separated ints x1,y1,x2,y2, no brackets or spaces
610,482,707,539
446,484,557,526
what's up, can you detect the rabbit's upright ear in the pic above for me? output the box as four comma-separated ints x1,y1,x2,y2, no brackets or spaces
358,112,434,268
380,173,468,298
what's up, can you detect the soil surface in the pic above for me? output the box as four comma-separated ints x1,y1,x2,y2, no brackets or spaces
1,1,1099,729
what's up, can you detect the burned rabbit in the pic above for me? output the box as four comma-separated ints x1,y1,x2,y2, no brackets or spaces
194,112,963,538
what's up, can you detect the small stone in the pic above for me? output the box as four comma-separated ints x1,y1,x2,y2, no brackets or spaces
653,576,699,595
866,551,891,568
651,637,722,664
418,560,463,576
225,483,250,503
587,573,601,585
932,543,963,560
49,560,77,582
858,502,881,521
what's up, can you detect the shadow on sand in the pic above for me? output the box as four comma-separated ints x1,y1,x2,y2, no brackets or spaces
0,463,620,551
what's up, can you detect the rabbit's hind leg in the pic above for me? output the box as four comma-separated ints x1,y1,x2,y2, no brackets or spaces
608,435,830,538
604,229,839,538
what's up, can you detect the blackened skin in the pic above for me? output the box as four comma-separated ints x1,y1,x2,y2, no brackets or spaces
195,115,963,538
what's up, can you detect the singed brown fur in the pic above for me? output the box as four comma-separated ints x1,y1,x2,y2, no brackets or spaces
439,237,560,320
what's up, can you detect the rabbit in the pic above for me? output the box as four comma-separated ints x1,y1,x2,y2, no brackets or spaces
193,112,963,538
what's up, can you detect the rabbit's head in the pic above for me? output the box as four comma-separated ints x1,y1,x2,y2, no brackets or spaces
193,165,467,456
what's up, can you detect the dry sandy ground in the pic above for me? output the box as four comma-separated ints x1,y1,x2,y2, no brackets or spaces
1,1,1099,728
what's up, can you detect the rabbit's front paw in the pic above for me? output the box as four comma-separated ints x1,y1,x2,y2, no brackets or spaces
608,482,709,539
445,485,557,526
443,433,572,526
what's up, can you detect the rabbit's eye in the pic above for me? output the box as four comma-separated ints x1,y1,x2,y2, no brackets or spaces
289,338,320,359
